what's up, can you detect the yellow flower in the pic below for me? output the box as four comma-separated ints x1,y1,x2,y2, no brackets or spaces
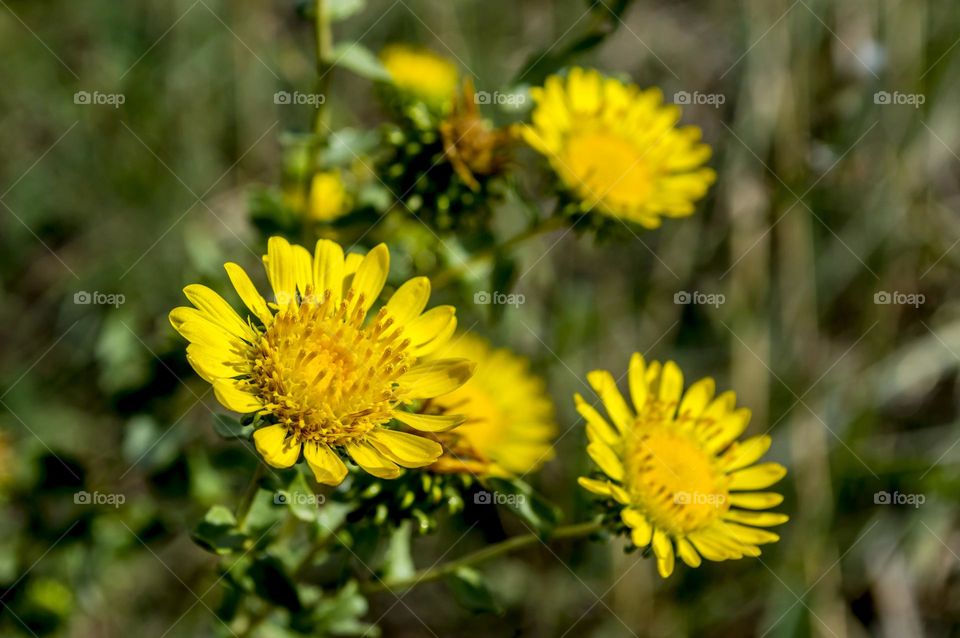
577,354,788,578
170,237,475,485
427,333,556,476
380,44,458,108
523,68,716,229
308,170,350,221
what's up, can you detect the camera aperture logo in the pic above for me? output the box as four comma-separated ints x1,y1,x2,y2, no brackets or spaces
74,490,126,508
74,291,125,308
874,290,924,308
475,90,525,107
674,290,725,308
274,491,326,507
674,491,726,508
474,290,525,308
874,490,924,508
274,90,326,107
74,90,125,108
673,91,725,108
873,91,925,108
474,490,526,507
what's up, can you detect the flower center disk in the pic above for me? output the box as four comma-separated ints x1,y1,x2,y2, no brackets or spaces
252,290,409,446
627,423,729,535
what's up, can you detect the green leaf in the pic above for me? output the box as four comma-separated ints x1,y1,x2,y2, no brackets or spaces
485,478,562,534
192,505,247,554
213,414,254,440
311,582,377,636
382,521,415,582
325,0,366,21
326,42,391,82
444,567,501,614
282,471,323,522
249,555,302,612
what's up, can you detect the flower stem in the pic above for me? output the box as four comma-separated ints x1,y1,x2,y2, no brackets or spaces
312,0,332,136
360,520,602,594
236,463,265,532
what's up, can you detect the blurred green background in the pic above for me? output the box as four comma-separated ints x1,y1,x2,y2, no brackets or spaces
2,0,960,636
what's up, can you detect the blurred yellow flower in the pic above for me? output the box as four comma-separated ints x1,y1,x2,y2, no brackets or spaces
577,354,788,578
380,44,458,108
170,237,474,485
428,333,556,476
309,170,350,221
523,68,716,229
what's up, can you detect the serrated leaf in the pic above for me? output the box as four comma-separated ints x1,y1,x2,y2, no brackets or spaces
326,42,391,82
445,567,501,614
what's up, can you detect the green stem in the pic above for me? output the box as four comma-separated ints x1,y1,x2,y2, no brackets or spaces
236,463,265,532
432,215,568,288
361,520,602,594
312,0,332,137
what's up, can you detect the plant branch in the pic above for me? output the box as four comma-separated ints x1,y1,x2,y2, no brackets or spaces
361,520,602,594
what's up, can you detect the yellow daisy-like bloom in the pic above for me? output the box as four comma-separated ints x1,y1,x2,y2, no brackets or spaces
427,333,556,477
169,237,475,485
577,354,788,578
522,68,716,229
380,45,458,108
308,170,350,222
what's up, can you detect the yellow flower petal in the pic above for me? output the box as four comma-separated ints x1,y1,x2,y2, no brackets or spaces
397,359,475,399
729,463,787,490
587,442,624,481
367,429,442,467
628,352,648,413
264,236,296,306
658,361,684,412
675,538,702,567
385,277,431,325
577,476,613,496
723,510,789,527
313,239,345,304
727,492,784,510
677,377,715,420
183,284,256,342
345,440,401,479
720,434,772,471
574,393,619,446
292,244,314,297
213,379,263,414
348,243,389,318
224,262,272,325
253,424,301,468
304,442,348,486
391,411,464,432
622,508,653,547
586,370,632,432
652,529,675,578
404,306,457,356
